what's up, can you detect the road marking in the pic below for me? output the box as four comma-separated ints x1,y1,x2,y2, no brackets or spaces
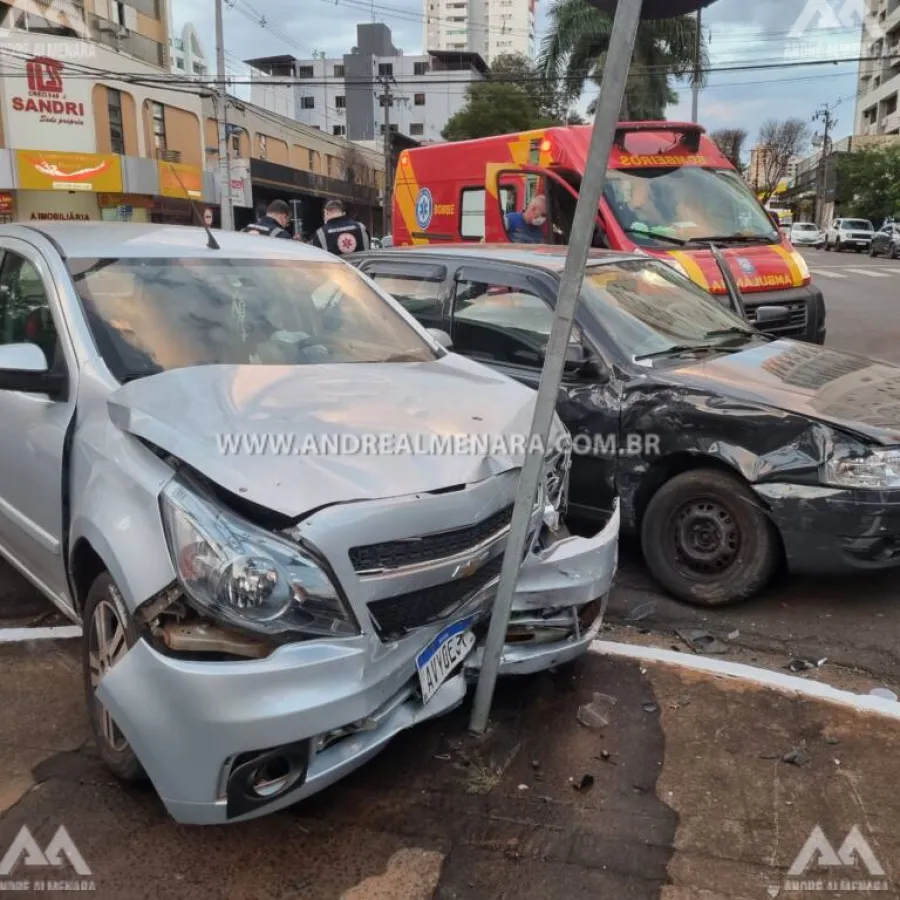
590,640,900,721
844,269,891,278
810,269,847,279
0,626,81,643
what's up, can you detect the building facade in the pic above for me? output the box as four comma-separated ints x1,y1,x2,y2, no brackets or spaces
169,22,209,79
0,0,215,226
424,0,536,64
855,0,900,136
203,97,385,235
248,24,487,144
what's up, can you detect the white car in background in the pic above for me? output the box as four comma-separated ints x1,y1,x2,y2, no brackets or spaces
789,222,825,248
825,218,875,252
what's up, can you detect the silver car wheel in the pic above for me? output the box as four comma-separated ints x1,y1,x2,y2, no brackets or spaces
88,598,130,752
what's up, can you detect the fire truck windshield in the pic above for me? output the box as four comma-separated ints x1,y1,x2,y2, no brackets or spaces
602,166,779,248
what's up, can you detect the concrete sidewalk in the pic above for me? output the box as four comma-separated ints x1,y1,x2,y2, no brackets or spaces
0,641,897,899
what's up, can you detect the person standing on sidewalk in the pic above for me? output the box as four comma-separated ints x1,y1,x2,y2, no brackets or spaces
243,200,293,239
309,200,370,256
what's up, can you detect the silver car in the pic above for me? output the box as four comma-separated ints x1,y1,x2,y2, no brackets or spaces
788,222,824,248
0,223,618,825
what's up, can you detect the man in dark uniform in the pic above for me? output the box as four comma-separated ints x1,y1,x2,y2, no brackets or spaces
309,200,370,256
243,200,293,239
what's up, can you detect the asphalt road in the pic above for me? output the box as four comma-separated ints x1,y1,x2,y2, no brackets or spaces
1,249,899,687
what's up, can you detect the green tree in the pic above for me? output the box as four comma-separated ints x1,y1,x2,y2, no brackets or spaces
837,145,900,223
539,0,707,121
441,53,581,141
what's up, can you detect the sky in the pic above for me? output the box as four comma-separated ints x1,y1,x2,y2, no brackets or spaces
173,0,866,156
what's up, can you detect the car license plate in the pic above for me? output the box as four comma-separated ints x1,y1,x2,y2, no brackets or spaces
416,616,476,705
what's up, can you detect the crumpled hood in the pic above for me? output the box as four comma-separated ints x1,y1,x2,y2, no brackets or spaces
107,356,556,518
655,339,900,446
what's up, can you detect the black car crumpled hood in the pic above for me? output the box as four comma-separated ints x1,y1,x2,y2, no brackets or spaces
654,339,900,446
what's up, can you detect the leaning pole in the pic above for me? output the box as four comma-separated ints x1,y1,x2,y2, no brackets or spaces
470,0,720,734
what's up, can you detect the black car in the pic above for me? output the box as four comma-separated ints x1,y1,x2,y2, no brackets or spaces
351,246,900,607
870,224,900,259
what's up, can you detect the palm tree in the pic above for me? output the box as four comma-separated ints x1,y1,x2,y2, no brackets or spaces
539,0,708,121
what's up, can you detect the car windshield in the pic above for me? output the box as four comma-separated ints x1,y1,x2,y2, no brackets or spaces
68,257,436,381
581,260,757,360
794,224,817,232
842,220,873,230
602,166,779,247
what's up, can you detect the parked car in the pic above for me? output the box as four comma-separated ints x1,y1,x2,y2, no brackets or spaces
870,223,900,259
825,218,875,252
789,222,825,248
0,224,619,824
352,245,900,609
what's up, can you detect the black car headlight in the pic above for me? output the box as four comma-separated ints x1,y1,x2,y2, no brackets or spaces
160,477,359,640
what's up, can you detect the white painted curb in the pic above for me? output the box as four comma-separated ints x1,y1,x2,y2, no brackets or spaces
590,640,900,722
0,626,82,644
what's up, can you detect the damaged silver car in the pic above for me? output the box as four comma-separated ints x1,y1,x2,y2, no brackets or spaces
0,223,619,824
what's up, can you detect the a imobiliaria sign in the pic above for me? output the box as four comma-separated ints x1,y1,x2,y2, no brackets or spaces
5,56,94,152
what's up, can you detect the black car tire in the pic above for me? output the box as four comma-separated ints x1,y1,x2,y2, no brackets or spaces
870,243,878,257
835,240,842,252
892,244,899,260
81,572,147,783
641,469,779,608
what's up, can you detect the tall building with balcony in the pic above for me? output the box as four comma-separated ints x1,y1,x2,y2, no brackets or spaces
169,22,209,79
248,23,487,144
855,0,900,136
423,0,536,64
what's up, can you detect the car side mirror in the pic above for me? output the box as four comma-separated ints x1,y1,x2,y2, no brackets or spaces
754,305,791,327
427,328,453,350
0,343,64,398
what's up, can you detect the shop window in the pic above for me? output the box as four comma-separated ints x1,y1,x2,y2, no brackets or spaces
108,88,125,155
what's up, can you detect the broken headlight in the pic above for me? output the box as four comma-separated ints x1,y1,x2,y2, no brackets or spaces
160,478,359,640
823,448,900,490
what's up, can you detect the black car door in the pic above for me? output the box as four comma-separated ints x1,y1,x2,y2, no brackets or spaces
448,263,620,520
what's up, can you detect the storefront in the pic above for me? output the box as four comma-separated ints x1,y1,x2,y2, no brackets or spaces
15,189,101,222
97,193,154,223
0,191,13,225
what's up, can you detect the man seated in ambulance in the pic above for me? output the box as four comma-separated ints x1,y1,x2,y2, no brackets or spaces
505,195,548,244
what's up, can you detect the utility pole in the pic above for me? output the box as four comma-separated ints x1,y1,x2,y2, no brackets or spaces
215,0,235,231
691,7,702,122
376,73,395,238
813,103,836,228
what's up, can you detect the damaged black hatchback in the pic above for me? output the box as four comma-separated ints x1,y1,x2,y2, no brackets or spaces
353,246,900,607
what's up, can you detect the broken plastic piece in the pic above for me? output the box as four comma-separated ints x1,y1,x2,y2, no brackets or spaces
576,692,617,730
642,702,659,714
677,629,728,655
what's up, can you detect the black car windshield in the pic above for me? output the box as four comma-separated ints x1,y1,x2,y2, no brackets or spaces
581,260,756,360
841,219,873,230
603,166,779,248
68,257,436,381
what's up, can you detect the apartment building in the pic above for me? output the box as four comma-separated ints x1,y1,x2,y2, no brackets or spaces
169,22,209,79
856,0,900,136
424,0,536,64
248,23,487,144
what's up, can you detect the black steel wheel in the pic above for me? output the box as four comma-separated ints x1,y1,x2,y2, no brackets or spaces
641,469,779,607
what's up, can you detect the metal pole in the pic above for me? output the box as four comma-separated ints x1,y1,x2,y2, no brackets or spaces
469,0,644,734
380,76,393,238
691,7,702,122
215,0,235,231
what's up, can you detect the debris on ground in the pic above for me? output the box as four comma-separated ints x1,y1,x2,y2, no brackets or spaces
625,601,656,624
727,630,740,641
786,658,827,672
642,702,659,714
676,629,729,655
782,747,811,767
576,692,617,730
572,774,595,793
824,736,840,746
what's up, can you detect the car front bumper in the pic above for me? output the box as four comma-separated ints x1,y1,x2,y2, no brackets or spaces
96,503,619,825
754,484,900,574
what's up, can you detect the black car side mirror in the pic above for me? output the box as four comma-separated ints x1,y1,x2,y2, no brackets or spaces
754,305,791,328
